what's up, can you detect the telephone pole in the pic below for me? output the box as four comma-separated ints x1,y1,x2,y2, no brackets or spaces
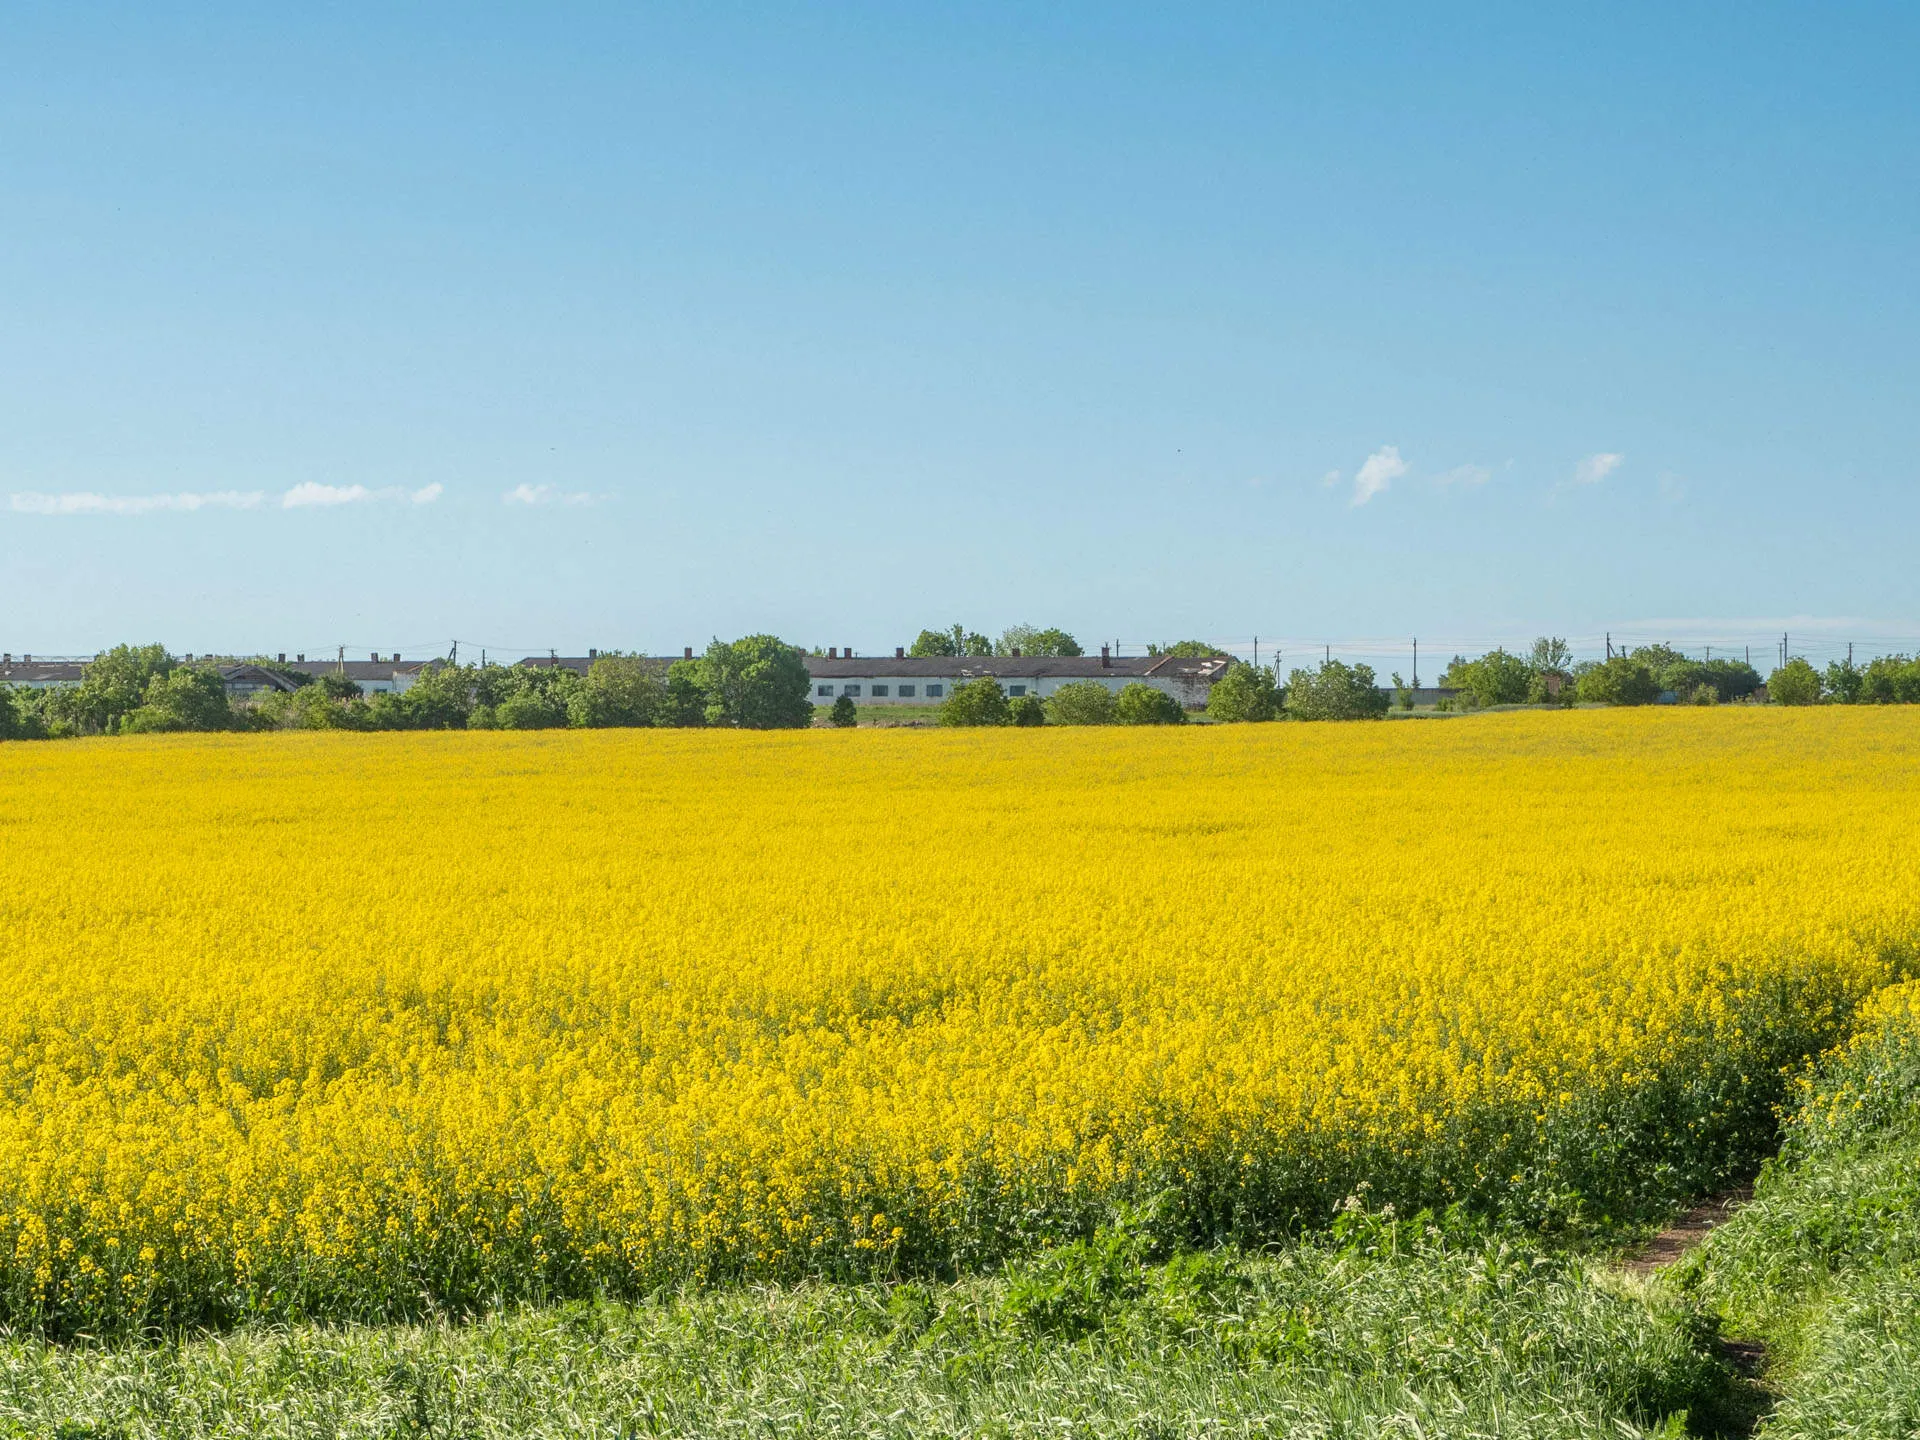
1412,637,1419,689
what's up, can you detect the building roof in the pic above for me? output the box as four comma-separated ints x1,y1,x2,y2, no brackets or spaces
0,661,85,685
802,654,1231,680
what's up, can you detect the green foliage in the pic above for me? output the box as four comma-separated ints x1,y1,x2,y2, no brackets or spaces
997,625,1081,657
1440,647,1535,707
1677,1000,1920,1436
121,667,233,734
1115,683,1186,725
830,694,858,727
908,629,958,658
913,625,992,658
1575,657,1660,706
1285,660,1389,721
40,643,174,735
939,676,1011,727
0,1220,1737,1437
1008,694,1046,727
1044,680,1117,726
1149,640,1228,658
1205,662,1279,722
1768,657,1822,706
1853,653,1920,704
697,635,814,729
0,687,41,740
1529,636,1574,673
661,660,709,726
568,655,667,728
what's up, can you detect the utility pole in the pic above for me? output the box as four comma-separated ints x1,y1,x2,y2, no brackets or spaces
1606,632,1613,660
1412,637,1419,689
1849,642,1854,667
336,644,345,674
1252,635,1258,668
1325,643,1331,665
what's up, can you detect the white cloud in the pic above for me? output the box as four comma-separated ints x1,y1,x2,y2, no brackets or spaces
1573,452,1624,485
411,483,444,505
282,482,370,508
9,490,264,515
504,483,597,506
1320,469,1343,489
1350,445,1407,507
1435,464,1492,488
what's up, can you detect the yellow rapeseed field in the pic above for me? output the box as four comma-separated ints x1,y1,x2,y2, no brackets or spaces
1,709,1917,1331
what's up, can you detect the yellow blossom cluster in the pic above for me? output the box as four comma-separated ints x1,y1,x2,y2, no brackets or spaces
0,709,1916,1331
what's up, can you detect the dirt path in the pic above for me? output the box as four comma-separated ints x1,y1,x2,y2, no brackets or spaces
1622,1186,1753,1275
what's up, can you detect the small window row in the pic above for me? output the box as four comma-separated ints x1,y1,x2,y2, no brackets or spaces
815,682,944,701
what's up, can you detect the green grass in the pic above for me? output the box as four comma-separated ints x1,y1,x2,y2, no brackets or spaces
1673,1007,1920,1438
5,1213,1736,1439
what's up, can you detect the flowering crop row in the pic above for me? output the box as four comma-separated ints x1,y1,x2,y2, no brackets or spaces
0,710,1915,1332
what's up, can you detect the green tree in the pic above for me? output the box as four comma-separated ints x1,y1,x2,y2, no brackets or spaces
496,686,569,729
998,625,1082,657
1440,648,1534,707
44,643,174,734
1044,680,1117,725
697,635,814,729
829,693,858,727
660,660,709,726
1009,694,1047,726
939,676,1011,726
122,666,233,733
567,655,664,728
1824,658,1865,704
1115,683,1186,725
1574,657,1660,706
1857,654,1920,704
1205,663,1278,722
908,629,958,658
1285,660,1388,720
1149,640,1228,658
1528,636,1574,673
1768,657,1822,706
0,686,43,740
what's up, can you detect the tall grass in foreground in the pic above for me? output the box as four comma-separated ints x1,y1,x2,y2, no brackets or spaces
0,1215,1735,1439
1677,977,1920,1437
1,711,1918,1332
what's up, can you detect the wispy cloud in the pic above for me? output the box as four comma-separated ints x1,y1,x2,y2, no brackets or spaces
1573,452,1624,485
282,482,370,509
504,483,598,507
9,490,265,515
1349,445,1407,507
1435,463,1492,488
282,481,444,508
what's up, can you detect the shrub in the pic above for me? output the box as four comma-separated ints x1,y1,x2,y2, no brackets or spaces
1575,657,1660,706
1285,661,1388,721
1206,663,1279,722
830,694,858,728
698,636,815,729
939,676,1011,726
1768,658,1822,706
121,667,233,734
1116,683,1186,725
1009,695,1046,727
1440,648,1534,707
1045,681,1117,726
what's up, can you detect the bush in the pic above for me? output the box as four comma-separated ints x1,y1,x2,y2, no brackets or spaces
0,686,42,740
569,655,666,728
1440,648,1534,707
1205,663,1278,722
1116,683,1186,725
496,688,568,730
698,636,814,729
829,694,858,728
121,667,233,734
1285,661,1388,721
1009,695,1046,727
1045,681,1117,726
1575,657,1660,706
1768,658,1822,706
940,676,1011,726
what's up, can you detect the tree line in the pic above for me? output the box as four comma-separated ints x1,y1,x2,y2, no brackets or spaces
0,637,816,740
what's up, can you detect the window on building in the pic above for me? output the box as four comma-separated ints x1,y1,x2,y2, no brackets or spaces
898,684,916,698
816,685,833,697
1008,684,1028,697
926,684,944,698
871,684,888,697
842,684,861,698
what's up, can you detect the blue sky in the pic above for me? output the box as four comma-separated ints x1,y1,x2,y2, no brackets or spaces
3,3,1917,667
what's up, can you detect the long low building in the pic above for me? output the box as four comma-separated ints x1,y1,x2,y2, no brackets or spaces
803,648,1232,709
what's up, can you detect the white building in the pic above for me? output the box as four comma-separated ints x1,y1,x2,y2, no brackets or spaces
802,647,1231,709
